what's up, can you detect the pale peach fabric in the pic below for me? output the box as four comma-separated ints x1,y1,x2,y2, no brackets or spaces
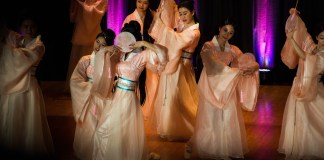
70,48,119,160
0,31,54,158
278,13,324,160
237,53,260,111
148,0,200,140
123,9,144,35
122,9,160,121
92,44,167,160
281,12,316,69
190,38,259,159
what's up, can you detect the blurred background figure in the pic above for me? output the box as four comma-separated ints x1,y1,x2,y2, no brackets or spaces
0,12,55,159
66,0,108,92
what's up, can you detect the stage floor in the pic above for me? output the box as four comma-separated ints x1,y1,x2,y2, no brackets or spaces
41,81,290,160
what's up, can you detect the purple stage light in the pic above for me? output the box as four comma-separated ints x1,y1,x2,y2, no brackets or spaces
107,1,125,40
253,0,275,69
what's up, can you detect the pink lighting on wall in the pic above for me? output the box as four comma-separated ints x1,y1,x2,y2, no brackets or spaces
107,1,125,38
253,0,275,69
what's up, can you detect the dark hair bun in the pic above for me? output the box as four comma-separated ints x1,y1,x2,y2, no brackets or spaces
121,20,142,41
97,28,116,46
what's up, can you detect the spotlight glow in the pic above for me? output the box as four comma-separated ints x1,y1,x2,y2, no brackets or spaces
107,1,125,38
253,0,275,68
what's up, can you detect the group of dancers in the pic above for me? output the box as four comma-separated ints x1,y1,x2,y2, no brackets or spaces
0,0,323,160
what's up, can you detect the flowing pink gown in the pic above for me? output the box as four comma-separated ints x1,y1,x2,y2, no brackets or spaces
190,36,260,159
278,12,324,160
92,44,167,160
148,0,200,140
122,9,160,120
0,31,54,158
70,48,119,160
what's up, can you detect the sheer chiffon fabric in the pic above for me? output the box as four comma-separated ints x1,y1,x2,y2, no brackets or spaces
190,39,259,159
148,0,200,140
0,31,54,158
121,10,160,121
278,12,324,159
70,48,118,160
92,44,167,160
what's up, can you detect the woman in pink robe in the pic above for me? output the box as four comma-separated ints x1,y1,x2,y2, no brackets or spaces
185,19,260,159
148,0,200,141
122,0,158,117
70,28,118,160
278,9,324,160
0,16,54,159
66,0,108,91
92,21,167,160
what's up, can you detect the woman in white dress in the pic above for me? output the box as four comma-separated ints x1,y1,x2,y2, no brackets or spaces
148,0,201,141
123,0,158,115
278,8,324,160
70,28,118,160
185,18,260,159
0,15,54,159
92,21,167,160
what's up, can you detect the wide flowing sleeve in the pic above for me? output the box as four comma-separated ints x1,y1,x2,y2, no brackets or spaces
0,32,44,95
145,44,168,74
292,53,319,101
71,48,120,124
149,15,194,61
149,0,179,36
198,41,240,109
70,56,93,123
149,0,199,74
281,11,316,69
91,48,120,99
200,42,226,75
237,53,260,111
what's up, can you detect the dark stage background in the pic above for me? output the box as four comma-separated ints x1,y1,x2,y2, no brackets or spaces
1,0,323,85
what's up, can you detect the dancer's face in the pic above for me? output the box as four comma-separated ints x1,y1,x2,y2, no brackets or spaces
218,25,235,42
93,36,107,53
20,19,37,39
178,7,194,25
316,31,324,49
136,0,149,13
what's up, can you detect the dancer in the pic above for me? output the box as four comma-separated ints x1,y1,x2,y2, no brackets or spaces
123,0,157,114
185,18,260,159
92,20,167,160
70,28,117,160
66,0,108,92
0,14,54,159
123,0,155,43
278,8,324,160
148,0,200,141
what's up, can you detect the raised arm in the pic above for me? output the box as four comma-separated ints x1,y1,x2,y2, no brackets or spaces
286,29,306,60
